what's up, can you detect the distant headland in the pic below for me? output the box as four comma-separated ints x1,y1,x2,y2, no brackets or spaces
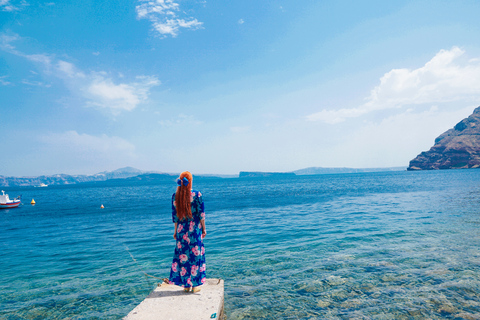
408,106,480,170
239,172,296,178
0,166,407,187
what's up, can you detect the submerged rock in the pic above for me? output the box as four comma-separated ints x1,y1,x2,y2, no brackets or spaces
408,106,480,170
340,298,363,309
437,304,457,314
316,299,332,308
454,312,480,320
326,275,346,286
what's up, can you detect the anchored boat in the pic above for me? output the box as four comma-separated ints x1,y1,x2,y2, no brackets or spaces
0,190,21,209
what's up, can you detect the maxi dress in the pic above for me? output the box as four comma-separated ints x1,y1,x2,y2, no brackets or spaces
169,190,206,288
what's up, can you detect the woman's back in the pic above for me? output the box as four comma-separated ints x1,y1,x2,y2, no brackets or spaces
168,172,207,291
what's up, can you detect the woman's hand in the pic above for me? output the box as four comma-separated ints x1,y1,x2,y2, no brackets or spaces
173,232,176,240
202,229,206,239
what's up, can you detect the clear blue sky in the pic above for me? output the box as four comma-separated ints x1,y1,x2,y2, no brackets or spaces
1,0,480,176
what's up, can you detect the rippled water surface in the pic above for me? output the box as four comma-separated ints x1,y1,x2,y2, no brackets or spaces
1,170,480,319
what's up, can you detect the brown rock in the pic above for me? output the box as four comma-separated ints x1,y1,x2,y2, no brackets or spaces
408,106,480,170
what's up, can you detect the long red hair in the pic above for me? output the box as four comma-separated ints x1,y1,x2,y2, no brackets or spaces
175,171,193,221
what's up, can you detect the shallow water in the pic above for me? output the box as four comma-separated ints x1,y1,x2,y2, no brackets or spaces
1,170,480,319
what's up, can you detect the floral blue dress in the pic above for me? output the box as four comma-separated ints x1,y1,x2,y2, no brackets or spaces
169,190,206,288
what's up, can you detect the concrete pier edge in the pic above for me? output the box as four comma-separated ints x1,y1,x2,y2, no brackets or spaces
124,278,225,320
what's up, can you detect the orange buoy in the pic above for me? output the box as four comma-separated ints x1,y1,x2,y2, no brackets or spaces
100,204,104,209
31,199,36,205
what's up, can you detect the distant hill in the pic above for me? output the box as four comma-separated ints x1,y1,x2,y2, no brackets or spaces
0,167,167,187
293,167,406,175
118,173,176,182
239,171,296,178
0,165,409,187
96,166,145,180
408,106,480,170
0,168,236,187
238,167,406,177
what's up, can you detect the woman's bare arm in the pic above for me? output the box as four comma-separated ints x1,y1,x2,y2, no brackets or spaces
200,220,206,238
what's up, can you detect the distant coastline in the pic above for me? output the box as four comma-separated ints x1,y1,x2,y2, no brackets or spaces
0,166,407,187
239,172,296,178
293,166,406,175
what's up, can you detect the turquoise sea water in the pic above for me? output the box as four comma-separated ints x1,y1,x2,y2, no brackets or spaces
1,170,480,319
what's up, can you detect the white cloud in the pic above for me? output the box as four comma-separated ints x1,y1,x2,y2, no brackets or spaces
1,34,160,113
25,53,52,64
87,75,159,112
152,19,203,37
0,33,20,51
307,47,480,124
1,0,28,11
136,0,203,38
56,60,85,78
136,0,178,18
365,47,479,109
238,19,244,25
54,61,160,113
0,76,11,85
1,35,55,70
21,79,51,87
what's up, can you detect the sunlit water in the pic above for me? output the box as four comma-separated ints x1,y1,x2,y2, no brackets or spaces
1,170,480,319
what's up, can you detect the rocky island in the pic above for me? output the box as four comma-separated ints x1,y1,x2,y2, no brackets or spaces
408,106,480,170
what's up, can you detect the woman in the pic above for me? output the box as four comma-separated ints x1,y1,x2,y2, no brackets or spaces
169,171,207,293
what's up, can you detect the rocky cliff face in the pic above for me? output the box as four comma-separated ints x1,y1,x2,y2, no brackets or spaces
408,106,480,170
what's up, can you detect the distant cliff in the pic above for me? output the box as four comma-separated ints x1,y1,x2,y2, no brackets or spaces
239,167,406,178
239,171,296,178
294,167,406,175
408,106,480,170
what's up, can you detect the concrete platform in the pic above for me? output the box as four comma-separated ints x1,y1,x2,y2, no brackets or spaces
124,279,224,320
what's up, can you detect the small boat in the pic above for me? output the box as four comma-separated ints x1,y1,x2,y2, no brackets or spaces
38,183,48,187
0,190,21,209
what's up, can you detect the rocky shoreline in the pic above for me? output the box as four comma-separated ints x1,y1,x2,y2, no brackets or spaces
408,106,480,170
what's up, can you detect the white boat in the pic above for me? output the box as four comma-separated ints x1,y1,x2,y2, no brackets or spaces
38,183,48,187
0,190,21,209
